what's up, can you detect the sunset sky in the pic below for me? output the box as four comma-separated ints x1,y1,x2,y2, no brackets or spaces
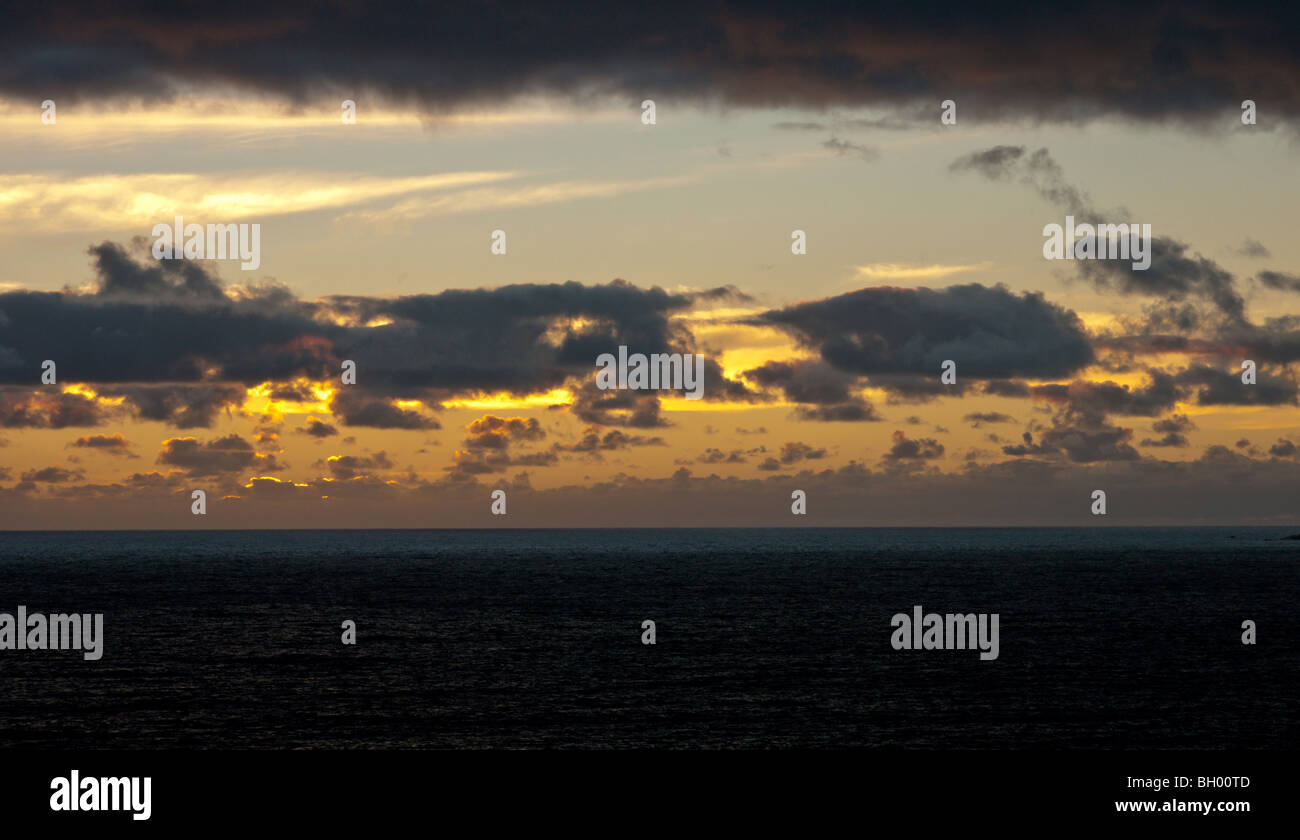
3,1,1300,527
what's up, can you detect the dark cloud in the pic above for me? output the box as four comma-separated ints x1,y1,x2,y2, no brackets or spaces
88,241,225,301
441,415,560,480
759,283,1093,379
0,387,104,428
1257,270,1300,292
20,466,83,483
1138,413,1197,445
102,384,245,428
444,447,558,480
569,381,669,428
1236,239,1271,259
6,2,1296,128
741,359,877,421
696,447,751,464
1269,438,1297,458
562,427,667,453
873,374,973,404
953,146,1248,322
982,380,1031,398
298,418,338,438
948,145,1031,181
1152,413,1196,434
156,434,286,476
1020,375,1181,462
1039,421,1139,463
778,441,827,464
0,263,336,389
793,399,884,422
1031,374,1181,419
1140,432,1190,448
744,360,854,404
1001,432,1056,457
822,136,878,161
462,415,545,450
884,430,944,461
1174,364,1298,406
271,382,318,402
0,249,722,441
328,391,439,429
1077,237,1246,323
963,411,1015,428
70,433,133,454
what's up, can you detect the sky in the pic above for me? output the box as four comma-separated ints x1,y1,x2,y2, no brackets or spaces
3,0,1300,527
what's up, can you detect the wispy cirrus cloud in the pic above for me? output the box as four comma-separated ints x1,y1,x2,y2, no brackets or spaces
0,170,519,232
854,262,992,281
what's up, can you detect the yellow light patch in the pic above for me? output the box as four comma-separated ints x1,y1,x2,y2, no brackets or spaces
443,388,573,409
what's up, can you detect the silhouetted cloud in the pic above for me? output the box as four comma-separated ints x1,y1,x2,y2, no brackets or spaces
758,283,1093,379
6,1,1296,128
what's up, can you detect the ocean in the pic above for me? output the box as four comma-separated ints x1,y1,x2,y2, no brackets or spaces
0,527,1294,749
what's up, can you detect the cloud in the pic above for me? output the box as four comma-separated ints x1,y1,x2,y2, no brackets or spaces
70,433,134,455
778,441,827,464
156,434,285,476
0,248,719,420
317,451,394,480
463,415,545,449
884,430,944,461
103,384,246,428
1039,420,1139,463
822,136,878,161
1174,364,1298,406
19,466,84,483
298,418,338,438
963,411,1016,428
952,146,1247,321
1139,413,1197,447
569,381,669,428
1257,270,1300,292
328,392,440,429
1235,239,1271,259
743,359,884,421
758,283,1094,379
561,427,667,452
1269,438,1297,458
695,446,752,464
0,387,105,428
793,400,883,422
1030,374,1181,419
0,171,515,232
1001,432,1056,457
5,2,1295,129
854,262,990,281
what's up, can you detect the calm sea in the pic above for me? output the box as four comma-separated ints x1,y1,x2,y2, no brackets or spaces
0,528,1294,748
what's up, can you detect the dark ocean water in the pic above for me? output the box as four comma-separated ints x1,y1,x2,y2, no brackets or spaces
0,527,1294,749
